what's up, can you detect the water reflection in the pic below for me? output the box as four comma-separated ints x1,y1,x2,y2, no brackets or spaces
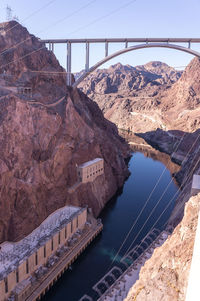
119,130,180,180
43,135,179,301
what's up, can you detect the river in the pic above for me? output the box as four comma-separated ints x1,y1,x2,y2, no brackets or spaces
43,141,179,301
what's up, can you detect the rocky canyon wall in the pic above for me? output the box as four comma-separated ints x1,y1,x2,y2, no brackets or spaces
77,49,200,301
124,193,200,301
0,21,130,243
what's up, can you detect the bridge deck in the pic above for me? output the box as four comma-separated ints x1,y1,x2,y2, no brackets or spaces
40,38,200,44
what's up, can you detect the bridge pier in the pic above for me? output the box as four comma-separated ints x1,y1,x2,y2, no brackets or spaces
85,42,90,72
48,43,54,52
105,41,108,57
66,41,72,86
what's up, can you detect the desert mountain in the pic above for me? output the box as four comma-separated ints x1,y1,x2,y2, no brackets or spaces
77,61,184,132
77,61,182,95
78,58,200,133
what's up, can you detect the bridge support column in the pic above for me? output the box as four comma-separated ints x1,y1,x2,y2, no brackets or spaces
52,43,54,53
105,41,108,57
85,42,90,72
67,42,72,86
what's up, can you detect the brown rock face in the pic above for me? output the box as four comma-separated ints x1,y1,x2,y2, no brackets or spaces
77,61,181,95
78,58,200,133
124,194,200,301
0,22,130,243
160,57,200,132
0,21,67,104
77,61,182,132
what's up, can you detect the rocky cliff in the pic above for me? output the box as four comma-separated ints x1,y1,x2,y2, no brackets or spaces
124,193,200,301
0,21,130,243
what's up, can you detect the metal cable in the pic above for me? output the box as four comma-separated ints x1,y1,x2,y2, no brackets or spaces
106,131,187,271
65,0,137,37
122,145,200,263
0,0,98,57
3,0,57,34
122,132,200,260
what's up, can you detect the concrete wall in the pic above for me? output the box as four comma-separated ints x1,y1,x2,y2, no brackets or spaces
77,159,104,183
0,208,87,301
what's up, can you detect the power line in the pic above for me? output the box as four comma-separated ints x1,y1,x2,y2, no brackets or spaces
108,130,199,270
3,0,57,34
106,131,186,271
29,70,67,74
122,132,200,260
0,0,139,75
0,46,46,70
66,0,137,37
40,0,98,34
80,147,200,298
0,0,98,58
122,145,200,265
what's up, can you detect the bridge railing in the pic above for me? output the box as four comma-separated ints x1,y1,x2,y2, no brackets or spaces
39,38,200,86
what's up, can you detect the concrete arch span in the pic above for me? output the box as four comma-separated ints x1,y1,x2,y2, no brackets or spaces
73,43,200,87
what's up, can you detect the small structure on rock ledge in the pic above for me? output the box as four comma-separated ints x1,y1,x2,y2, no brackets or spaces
77,158,104,183
191,174,200,196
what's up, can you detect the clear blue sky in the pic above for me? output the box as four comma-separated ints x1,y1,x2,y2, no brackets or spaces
1,0,200,72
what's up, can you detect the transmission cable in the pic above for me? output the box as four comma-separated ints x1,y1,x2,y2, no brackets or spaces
0,46,46,70
3,0,57,34
66,0,137,37
122,146,200,264
121,132,200,261
106,131,187,271
0,0,98,57
41,0,98,34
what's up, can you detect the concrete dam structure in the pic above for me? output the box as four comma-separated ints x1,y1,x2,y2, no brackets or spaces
0,205,103,301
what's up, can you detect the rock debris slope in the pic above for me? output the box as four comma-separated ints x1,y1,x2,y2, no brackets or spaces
0,21,130,243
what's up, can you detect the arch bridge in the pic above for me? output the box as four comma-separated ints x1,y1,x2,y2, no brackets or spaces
40,38,200,87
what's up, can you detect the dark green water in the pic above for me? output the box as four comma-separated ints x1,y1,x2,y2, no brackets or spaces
43,151,179,301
